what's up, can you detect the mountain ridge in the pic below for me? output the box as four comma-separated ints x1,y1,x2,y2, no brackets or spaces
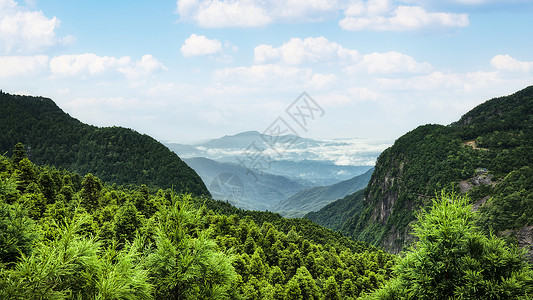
273,168,374,218
0,91,209,196
307,85,533,254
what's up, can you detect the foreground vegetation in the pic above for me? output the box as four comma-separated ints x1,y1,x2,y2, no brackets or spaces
366,192,533,299
0,148,394,299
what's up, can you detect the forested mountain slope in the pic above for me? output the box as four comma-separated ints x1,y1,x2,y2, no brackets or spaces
0,91,208,196
273,168,373,218
0,153,394,299
184,157,309,211
308,86,533,254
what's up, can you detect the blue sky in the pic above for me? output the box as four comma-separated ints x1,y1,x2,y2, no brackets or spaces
1,0,533,143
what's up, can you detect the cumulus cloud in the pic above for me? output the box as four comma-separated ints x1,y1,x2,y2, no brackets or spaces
349,51,433,74
0,0,71,53
176,0,340,28
491,54,533,72
376,70,498,91
176,0,271,27
118,55,167,79
0,55,48,77
175,0,470,32
181,34,222,57
347,87,382,101
340,0,469,31
254,36,358,65
50,53,166,79
306,73,338,90
50,54,130,77
215,64,313,86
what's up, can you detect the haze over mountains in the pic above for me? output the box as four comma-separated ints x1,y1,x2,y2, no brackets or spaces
167,131,389,168
0,91,383,217
167,131,382,215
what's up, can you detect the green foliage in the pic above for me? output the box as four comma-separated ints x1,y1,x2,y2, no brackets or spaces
112,201,142,245
0,215,153,299
0,203,39,264
80,173,102,212
366,192,533,299
146,195,236,299
0,92,209,196
0,153,394,299
478,166,533,231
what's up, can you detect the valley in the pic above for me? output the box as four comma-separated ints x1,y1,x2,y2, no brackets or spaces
1,87,533,299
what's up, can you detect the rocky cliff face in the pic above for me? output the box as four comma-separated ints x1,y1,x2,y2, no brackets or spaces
367,158,403,225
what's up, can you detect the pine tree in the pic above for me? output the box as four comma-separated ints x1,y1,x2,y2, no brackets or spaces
11,143,26,165
367,192,533,299
146,195,236,299
80,173,102,212
112,201,143,245
322,276,341,300
285,277,303,300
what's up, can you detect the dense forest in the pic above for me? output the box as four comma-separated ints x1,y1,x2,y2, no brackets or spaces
2,86,533,298
2,147,531,299
0,92,208,196
0,149,396,299
308,86,533,255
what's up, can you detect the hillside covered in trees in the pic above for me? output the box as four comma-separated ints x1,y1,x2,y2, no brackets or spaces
2,147,531,299
0,150,395,299
0,92,208,196
2,86,533,299
307,86,533,255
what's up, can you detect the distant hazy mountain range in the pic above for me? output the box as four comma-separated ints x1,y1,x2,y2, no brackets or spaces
166,130,385,184
184,157,309,211
167,131,384,215
271,168,374,218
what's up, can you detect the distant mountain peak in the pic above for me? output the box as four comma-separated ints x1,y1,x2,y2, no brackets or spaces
234,130,262,136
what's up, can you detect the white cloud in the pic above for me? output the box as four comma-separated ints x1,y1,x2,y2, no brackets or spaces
412,0,521,6
272,0,340,20
215,64,314,87
50,53,130,77
118,55,167,79
64,96,143,111
376,70,499,91
176,0,340,28
350,51,432,74
254,36,358,65
0,55,48,77
50,53,165,79
491,54,533,72
0,0,68,53
175,0,470,32
181,34,223,57
347,87,382,101
306,73,338,90
176,0,271,27
340,0,469,31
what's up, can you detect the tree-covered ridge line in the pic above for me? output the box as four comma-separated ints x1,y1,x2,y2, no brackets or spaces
0,149,395,299
307,85,533,254
0,91,209,196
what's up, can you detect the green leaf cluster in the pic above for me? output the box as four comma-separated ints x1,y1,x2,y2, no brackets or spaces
366,192,533,299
